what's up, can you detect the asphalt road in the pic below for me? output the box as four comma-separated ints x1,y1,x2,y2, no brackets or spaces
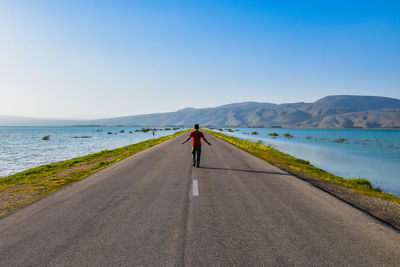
1,132,399,266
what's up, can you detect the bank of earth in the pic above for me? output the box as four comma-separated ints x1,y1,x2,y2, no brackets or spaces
0,130,187,217
206,129,400,231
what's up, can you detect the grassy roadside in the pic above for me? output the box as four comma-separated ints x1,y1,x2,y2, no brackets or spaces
0,130,186,217
206,129,400,204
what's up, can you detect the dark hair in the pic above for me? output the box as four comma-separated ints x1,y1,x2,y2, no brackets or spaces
194,124,199,130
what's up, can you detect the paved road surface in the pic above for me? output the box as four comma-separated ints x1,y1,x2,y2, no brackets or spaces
1,132,399,266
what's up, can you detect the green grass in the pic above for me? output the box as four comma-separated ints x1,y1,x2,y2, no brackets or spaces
206,129,400,204
0,130,186,216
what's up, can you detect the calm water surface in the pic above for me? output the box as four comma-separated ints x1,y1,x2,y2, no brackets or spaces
215,128,400,196
0,126,184,178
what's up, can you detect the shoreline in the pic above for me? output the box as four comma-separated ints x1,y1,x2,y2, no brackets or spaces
0,126,184,178
0,130,187,217
206,129,400,231
2,128,399,230
211,127,400,196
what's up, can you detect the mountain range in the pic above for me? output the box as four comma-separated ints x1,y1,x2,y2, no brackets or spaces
1,95,400,128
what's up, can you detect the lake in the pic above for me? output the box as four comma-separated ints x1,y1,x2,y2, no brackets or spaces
213,128,400,196
0,126,184,178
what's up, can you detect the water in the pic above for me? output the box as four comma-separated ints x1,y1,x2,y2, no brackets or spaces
0,126,184,178
214,128,400,196
2,126,399,196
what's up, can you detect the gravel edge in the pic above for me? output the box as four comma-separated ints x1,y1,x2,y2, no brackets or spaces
276,164,400,232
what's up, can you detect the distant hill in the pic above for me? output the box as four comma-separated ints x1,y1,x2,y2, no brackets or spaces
1,95,400,128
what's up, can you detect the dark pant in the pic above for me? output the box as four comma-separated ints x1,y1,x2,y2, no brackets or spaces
192,145,201,165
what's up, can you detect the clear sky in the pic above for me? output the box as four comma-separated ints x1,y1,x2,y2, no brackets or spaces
1,0,399,119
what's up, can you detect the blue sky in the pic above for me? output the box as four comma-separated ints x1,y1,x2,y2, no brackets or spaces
0,0,399,118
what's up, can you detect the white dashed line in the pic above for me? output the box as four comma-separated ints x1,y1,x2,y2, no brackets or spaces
192,179,199,197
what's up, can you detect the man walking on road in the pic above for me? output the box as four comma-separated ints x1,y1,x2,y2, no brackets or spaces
182,124,211,167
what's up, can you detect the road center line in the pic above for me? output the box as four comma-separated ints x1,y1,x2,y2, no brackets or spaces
192,179,199,197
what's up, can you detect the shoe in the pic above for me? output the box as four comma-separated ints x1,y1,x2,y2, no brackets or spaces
193,162,196,167
196,163,200,168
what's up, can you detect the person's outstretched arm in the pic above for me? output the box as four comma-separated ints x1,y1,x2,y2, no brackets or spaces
182,136,191,144
202,136,211,145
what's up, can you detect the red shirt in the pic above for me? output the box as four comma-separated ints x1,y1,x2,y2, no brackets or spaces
189,130,204,146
